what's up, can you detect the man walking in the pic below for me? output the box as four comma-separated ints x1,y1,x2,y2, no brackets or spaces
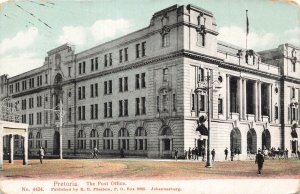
92,147,98,159
174,149,178,161
224,147,228,160
211,148,216,162
38,147,45,164
255,150,265,175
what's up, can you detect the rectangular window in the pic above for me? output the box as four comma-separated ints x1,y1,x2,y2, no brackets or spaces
95,57,98,70
78,106,82,120
141,73,146,88
218,98,223,114
200,95,205,111
68,108,72,122
119,49,123,63
104,103,107,118
124,77,128,91
173,94,176,111
109,53,112,66
291,88,295,99
124,47,128,61
162,33,170,47
83,61,86,73
109,80,112,94
45,112,48,124
136,98,140,115
78,87,82,100
68,140,71,149
163,95,167,111
45,140,48,148
119,78,123,92
119,100,123,117
163,68,168,82
82,106,85,120
109,102,112,117
82,86,85,99
135,74,140,89
79,63,82,74
141,97,146,114
91,58,94,71
136,43,140,58
104,81,107,95
199,68,204,82
157,96,160,112
45,74,48,84
95,104,98,119
90,84,94,98
90,104,94,119
124,99,128,116
104,54,108,67
142,41,146,57
95,83,98,97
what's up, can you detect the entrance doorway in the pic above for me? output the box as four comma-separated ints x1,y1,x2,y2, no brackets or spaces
262,129,271,150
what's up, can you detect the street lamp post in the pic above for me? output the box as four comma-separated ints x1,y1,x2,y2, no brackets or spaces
195,70,221,168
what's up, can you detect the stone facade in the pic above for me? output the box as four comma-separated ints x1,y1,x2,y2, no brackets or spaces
0,4,299,160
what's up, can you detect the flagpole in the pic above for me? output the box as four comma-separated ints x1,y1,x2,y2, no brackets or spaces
246,10,248,50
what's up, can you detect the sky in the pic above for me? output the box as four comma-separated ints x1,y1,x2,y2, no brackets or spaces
0,0,299,77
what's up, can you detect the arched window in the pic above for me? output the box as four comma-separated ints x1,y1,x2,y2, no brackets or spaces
134,127,148,150
90,129,99,149
247,128,257,154
118,128,130,150
262,129,271,150
77,130,86,149
103,128,113,150
230,128,242,154
36,132,42,148
28,132,34,149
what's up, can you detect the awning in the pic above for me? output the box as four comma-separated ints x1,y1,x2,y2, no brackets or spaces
291,130,298,138
196,124,208,136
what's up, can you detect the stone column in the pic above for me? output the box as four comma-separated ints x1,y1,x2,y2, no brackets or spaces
9,135,14,164
254,81,258,121
226,75,231,119
258,82,262,121
24,132,28,165
0,125,3,170
238,78,243,120
243,79,247,120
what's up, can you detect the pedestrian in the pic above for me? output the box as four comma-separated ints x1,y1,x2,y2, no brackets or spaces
188,147,191,160
174,149,178,161
92,147,98,159
38,147,44,164
195,148,199,160
192,147,195,160
224,147,228,160
202,147,206,162
285,148,288,159
184,150,187,159
231,149,234,161
255,150,265,175
211,148,216,162
120,148,125,158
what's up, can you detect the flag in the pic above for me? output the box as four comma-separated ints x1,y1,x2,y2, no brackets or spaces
246,10,249,35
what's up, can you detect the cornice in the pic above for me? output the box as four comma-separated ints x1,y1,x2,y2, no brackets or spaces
282,76,300,84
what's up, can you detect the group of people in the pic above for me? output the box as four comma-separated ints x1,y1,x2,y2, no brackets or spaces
183,147,216,162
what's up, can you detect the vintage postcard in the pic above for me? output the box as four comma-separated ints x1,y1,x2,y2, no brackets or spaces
0,0,299,193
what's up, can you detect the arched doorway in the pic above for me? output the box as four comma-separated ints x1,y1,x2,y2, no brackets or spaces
262,129,271,150
159,125,173,158
230,128,241,154
53,131,60,155
247,128,257,154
